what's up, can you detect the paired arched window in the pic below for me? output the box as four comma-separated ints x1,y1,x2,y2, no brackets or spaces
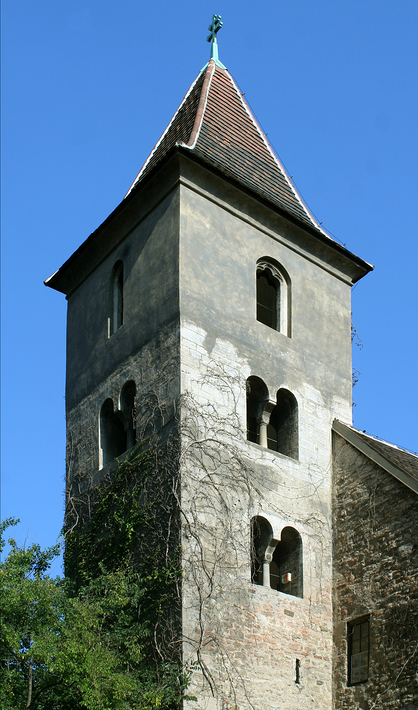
99,380,136,469
246,378,298,459
251,518,303,598
108,261,123,337
256,259,290,336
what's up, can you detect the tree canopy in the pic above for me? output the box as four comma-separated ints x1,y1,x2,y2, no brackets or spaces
0,448,191,709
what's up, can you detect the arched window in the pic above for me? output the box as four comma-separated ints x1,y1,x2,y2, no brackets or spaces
246,376,269,444
100,398,126,468
119,380,136,451
256,259,290,336
268,389,298,459
270,527,303,598
108,261,123,337
251,516,274,586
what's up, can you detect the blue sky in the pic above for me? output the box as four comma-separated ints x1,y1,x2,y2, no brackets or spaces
2,0,417,562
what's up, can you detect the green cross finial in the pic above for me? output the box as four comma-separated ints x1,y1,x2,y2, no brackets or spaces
206,14,225,67
207,14,223,45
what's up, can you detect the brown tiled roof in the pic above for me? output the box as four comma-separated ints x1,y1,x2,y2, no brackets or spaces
127,61,323,233
333,420,418,491
135,70,206,186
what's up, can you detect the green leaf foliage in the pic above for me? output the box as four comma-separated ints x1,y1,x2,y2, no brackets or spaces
64,445,157,585
0,448,191,709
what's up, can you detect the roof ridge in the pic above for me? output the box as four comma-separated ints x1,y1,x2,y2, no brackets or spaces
183,61,215,149
125,70,205,197
341,420,418,459
333,419,418,492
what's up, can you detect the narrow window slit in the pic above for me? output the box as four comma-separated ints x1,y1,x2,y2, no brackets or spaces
295,659,301,684
108,261,124,337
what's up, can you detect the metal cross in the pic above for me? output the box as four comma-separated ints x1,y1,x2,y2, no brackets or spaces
207,14,223,44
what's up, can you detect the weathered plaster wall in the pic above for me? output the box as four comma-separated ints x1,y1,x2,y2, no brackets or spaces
66,188,180,412
177,177,353,414
65,184,181,478
66,321,180,487
178,175,354,709
61,153,369,709
333,434,418,710
62,181,184,658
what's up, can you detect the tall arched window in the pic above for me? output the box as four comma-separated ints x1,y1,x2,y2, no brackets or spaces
246,376,269,444
257,268,279,329
256,259,290,336
268,389,298,459
100,398,126,468
108,261,123,337
270,527,303,598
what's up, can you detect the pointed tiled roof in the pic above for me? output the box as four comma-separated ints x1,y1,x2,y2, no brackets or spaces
126,61,323,233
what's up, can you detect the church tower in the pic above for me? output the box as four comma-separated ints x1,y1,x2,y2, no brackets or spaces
46,18,371,710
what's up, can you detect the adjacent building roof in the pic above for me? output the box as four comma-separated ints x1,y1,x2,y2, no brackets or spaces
126,60,326,235
333,420,418,494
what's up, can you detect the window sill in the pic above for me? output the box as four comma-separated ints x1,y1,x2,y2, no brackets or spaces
98,443,137,474
250,583,303,602
245,439,299,463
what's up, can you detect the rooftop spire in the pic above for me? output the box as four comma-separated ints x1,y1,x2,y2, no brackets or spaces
125,63,324,234
206,14,226,69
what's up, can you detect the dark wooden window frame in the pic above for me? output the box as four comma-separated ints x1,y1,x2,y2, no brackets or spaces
347,616,370,686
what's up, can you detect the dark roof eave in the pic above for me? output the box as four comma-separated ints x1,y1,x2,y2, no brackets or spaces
171,146,373,282
45,145,372,295
44,168,151,295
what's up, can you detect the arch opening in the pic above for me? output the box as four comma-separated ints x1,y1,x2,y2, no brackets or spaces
246,376,268,444
256,258,290,336
120,380,136,450
251,516,273,586
257,267,279,329
100,398,126,468
270,526,303,598
268,389,298,459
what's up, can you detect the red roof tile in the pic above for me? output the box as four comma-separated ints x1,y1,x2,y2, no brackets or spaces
127,61,323,233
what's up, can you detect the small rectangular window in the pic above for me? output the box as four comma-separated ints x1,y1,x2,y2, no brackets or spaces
348,617,369,685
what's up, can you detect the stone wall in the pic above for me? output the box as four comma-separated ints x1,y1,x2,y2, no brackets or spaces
66,321,180,490
179,160,360,710
64,320,184,664
333,434,418,710
59,151,366,709
179,320,339,709
177,165,354,708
